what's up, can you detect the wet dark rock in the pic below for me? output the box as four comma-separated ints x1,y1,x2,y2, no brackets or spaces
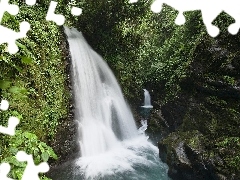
160,95,189,133
158,131,220,180
48,27,79,169
154,87,240,179
139,36,240,180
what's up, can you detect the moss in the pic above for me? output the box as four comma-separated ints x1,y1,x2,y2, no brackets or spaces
0,1,76,179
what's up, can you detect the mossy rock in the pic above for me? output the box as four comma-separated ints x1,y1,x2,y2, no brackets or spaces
159,131,225,180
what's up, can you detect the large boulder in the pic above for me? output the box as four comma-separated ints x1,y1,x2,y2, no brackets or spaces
158,131,226,180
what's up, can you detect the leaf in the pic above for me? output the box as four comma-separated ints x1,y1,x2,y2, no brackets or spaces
19,87,28,94
0,56,4,61
47,149,58,160
12,110,23,120
9,86,28,94
41,152,49,162
24,132,37,140
0,80,11,89
38,144,45,152
9,147,18,154
21,56,33,64
9,86,20,93
16,42,27,50
13,65,23,73
33,148,40,156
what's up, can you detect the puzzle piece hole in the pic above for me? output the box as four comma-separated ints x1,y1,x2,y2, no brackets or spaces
46,1,65,26
8,5,18,16
16,151,50,180
26,0,37,6
0,163,11,176
208,25,220,37
151,0,162,13
71,7,82,16
0,100,9,111
228,23,239,35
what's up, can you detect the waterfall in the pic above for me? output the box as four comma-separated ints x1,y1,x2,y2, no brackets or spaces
142,89,153,108
64,27,138,156
63,27,169,180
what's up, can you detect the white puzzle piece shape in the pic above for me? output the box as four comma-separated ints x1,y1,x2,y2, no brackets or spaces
0,100,9,111
71,7,82,16
130,0,240,37
25,0,37,6
0,163,13,180
16,151,50,180
0,116,19,136
0,21,30,54
46,1,65,25
0,0,31,54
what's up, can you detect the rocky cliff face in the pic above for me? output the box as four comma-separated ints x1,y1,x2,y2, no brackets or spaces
48,28,80,169
146,36,240,180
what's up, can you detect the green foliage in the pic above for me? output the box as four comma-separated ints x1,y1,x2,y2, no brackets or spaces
215,137,240,174
76,1,240,178
0,1,77,179
1,130,57,179
77,1,206,101
0,0,238,178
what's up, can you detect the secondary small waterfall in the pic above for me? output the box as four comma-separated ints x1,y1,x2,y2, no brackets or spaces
143,89,153,108
64,27,169,180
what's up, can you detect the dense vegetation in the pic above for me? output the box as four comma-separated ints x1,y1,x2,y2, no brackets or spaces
0,0,76,179
76,0,240,179
0,0,239,179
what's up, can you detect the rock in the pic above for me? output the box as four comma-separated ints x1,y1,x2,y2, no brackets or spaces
47,27,80,169
160,95,189,133
176,142,191,165
158,131,220,180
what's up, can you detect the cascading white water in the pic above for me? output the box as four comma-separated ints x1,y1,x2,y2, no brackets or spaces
64,27,169,180
65,27,138,156
142,89,153,108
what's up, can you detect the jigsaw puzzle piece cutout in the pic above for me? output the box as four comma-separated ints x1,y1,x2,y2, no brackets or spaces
151,0,163,13
129,0,138,3
0,116,19,135
16,151,49,180
46,1,65,26
131,0,240,37
0,21,30,54
151,0,200,24
25,0,37,6
0,0,19,23
175,12,186,25
225,8,240,35
71,7,82,16
149,0,221,37
0,99,19,135
150,0,190,26
228,22,239,35
0,163,14,180
0,100,9,111
201,7,221,37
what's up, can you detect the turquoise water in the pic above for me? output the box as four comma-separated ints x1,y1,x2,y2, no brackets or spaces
49,135,170,180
